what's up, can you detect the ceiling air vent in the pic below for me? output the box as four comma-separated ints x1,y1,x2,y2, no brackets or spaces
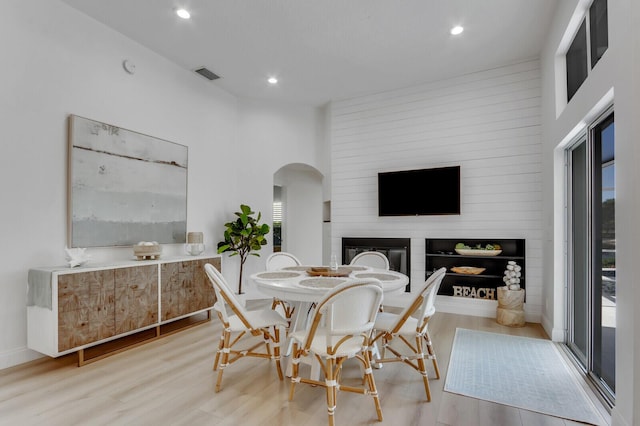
194,67,220,81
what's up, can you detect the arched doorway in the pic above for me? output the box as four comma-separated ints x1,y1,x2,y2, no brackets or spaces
273,163,324,265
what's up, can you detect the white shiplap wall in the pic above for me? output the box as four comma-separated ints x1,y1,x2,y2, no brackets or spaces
330,59,543,322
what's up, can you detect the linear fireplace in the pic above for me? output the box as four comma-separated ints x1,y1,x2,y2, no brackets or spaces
342,237,411,292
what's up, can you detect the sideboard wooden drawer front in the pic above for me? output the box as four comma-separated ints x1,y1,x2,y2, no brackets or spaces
161,258,218,321
58,270,115,352
114,265,158,335
160,262,180,321
193,258,217,312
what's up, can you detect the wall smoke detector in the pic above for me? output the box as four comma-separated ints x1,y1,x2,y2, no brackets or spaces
122,59,136,74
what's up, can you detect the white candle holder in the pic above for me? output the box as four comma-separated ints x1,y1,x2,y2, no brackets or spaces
185,243,205,256
185,232,205,256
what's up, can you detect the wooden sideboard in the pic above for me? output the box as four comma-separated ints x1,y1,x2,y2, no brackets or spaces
28,256,220,365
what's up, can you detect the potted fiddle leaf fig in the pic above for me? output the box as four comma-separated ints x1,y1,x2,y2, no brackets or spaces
217,204,270,294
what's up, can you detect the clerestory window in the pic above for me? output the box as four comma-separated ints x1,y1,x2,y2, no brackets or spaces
566,0,608,102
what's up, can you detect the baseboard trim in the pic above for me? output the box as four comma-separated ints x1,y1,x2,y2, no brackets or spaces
540,312,566,342
610,407,628,426
435,296,541,323
435,296,496,318
0,346,43,370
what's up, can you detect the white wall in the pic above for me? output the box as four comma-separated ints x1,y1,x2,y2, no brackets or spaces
0,0,322,369
230,99,324,296
329,60,544,321
318,105,333,265
539,1,640,424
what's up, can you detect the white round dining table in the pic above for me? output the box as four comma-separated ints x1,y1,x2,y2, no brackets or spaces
250,265,409,378
250,265,408,304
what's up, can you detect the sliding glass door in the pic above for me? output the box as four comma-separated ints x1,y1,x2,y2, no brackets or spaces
569,140,589,365
567,109,615,403
592,112,615,394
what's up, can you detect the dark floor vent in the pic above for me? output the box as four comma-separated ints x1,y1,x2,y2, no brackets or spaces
194,67,220,81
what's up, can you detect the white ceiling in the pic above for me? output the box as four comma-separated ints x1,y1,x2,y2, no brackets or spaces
59,0,558,107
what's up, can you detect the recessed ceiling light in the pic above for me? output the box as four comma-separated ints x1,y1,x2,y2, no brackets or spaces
176,8,191,19
450,25,464,35
267,77,278,85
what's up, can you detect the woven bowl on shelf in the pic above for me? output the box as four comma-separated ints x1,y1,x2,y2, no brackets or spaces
450,266,486,275
454,248,502,256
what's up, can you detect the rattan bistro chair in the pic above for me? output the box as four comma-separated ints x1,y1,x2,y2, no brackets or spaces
349,251,390,270
370,267,446,401
350,251,391,315
266,252,302,271
288,279,385,426
265,252,302,320
204,263,288,392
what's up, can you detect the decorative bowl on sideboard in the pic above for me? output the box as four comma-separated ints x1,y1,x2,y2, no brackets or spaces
133,242,162,260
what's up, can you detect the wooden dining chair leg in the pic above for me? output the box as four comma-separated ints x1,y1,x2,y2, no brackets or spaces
325,358,337,426
289,343,300,401
215,329,232,392
271,298,286,321
272,298,294,329
380,336,388,360
213,333,224,371
415,335,431,402
363,349,383,421
286,304,295,320
273,326,283,380
262,331,273,357
424,329,440,379
362,349,373,385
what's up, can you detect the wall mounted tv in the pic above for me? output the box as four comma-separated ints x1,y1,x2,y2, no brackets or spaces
378,166,460,216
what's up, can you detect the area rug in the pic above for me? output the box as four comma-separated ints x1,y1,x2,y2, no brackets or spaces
444,328,604,425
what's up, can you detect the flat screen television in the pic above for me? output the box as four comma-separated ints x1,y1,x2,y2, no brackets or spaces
378,166,460,216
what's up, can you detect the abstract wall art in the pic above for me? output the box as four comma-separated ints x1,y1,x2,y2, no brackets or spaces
68,115,188,247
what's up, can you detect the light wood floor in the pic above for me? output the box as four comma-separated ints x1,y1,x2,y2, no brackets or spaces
0,308,611,426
